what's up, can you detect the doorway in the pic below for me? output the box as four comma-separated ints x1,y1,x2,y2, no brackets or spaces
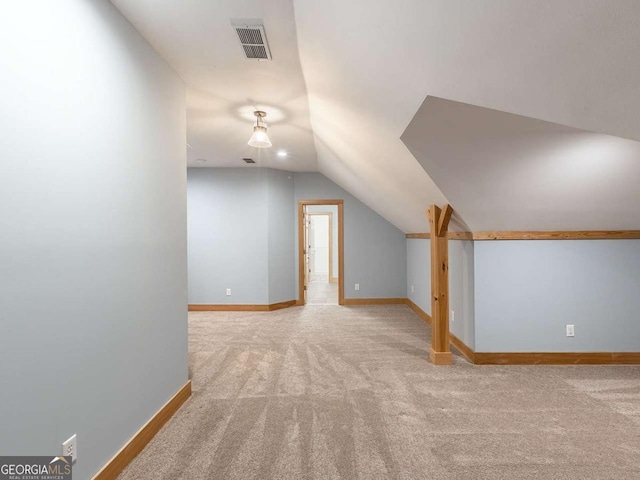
307,212,333,303
297,200,344,305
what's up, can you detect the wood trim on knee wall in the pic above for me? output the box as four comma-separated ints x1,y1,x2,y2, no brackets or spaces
406,230,640,240
92,381,191,480
405,299,640,365
427,204,453,366
405,298,432,325
449,333,476,363
473,352,640,365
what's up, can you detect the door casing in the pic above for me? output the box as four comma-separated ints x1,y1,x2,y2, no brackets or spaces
297,200,344,305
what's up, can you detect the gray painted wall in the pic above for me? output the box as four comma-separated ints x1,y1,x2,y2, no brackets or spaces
294,173,407,299
0,2,188,479
449,240,476,349
187,168,296,305
406,238,476,349
267,169,296,303
307,204,339,279
188,170,407,303
187,168,270,304
408,238,640,354
406,239,431,314
475,240,640,352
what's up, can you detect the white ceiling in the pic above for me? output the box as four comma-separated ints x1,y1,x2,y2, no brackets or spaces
112,0,640,232
403,97,640,231
110,0,317,171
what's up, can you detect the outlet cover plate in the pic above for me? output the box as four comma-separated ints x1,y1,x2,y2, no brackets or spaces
62,434,77,463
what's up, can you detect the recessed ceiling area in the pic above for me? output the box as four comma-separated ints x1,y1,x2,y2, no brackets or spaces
402,97,640,231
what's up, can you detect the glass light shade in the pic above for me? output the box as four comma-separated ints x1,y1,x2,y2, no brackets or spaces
248,125,272,148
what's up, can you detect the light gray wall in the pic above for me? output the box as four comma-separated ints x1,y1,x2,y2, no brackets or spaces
267,169,296,303
187,168,269,304
475,240,640,352
406,239,475,348
188,170,406,303
0,3,187,479
406,239,431,314
408,237,640,353
294,173,406,299
307,204,339,278
449,240,476,349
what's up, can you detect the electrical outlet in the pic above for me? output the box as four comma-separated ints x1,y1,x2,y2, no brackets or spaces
355,283,360,291
451,310,455,322
566,324,575,337
411,285,414,293
62,434,77,463
226,288,231,296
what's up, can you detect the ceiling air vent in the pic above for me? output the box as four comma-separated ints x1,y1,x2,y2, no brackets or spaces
233,24,272,60
242,158,256,164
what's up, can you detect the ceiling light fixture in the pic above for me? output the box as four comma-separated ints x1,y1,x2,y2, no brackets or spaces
277,150,287,158
248,111,272,148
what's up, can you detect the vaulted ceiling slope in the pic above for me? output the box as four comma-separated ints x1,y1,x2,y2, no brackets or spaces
293,0,640,231
403,97,640,231
112,0,640,232
110,0,447,232
111,0,317,171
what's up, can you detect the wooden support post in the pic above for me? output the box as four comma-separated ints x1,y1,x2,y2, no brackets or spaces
428,204,453,365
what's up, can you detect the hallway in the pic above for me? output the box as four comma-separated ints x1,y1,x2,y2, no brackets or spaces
306,274,338,305
119,305,640,479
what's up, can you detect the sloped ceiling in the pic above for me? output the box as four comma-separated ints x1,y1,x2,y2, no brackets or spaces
402,97,640,231
112,0,640,232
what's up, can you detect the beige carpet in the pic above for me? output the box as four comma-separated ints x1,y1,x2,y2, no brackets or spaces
119,305,640,479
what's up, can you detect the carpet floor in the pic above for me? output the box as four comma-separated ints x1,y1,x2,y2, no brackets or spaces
118,305,640,479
